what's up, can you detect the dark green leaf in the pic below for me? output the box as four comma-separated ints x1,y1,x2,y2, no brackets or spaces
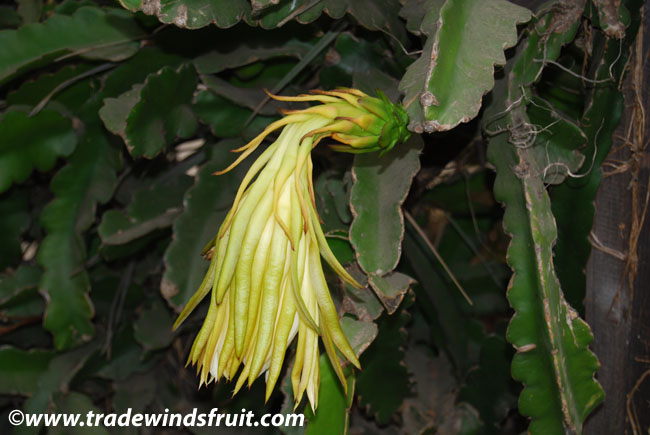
113,372,157,414
458,335,519,434
401,345,481,434
194,91,248,138
0,347,54,396
339,0,407,44
350,135,422,276
322,32,398,90
7,64,95,107
353,68,401,101
194,38,309,75
17,340,100,432
0,288,44,318
100,65,199,159
341,316,378,358
341,284,384,323
489,121,603,435
399,0,438,35
52,0,99,15
593,0,626,38
0,108,77,193
38,128,121,350
356,300,411,425
49,392,109,435
118,0,250,29
527,96,586,185
98,170,193,245
250,0,278,13
194,89,277,140
399,0,531,132
295,0,407,44
161,140,246,308
551,4,640,312
0,265,42,308
314,171,351,232
99,84,142,139
326,235,356,266
256,0,317,28
484,10,605,433
133,297,174,351
92,327,157,381
367,271,415,315
0,6,22,29
102,47,186,97
200,74,281,115
0,7,144,85
403,218,483,373
0,189,30,270
304,355,354,435
17,0,41,23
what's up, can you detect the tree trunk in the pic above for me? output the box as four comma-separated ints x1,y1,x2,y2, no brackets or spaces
585,6,650,433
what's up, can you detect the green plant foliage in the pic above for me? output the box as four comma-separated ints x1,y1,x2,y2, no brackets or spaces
320,33,398,89
0,6,144,85
200,74,282,115
34,67,124,348
91,326,157,381
0,6,22,29
0,347,54,396
193,37,309,75
349,135,422,275
482,6,622,432
31,46,185,350
458,335,519,434
489,129,603,434
98,170,193,245
314,170,352,232
133,296,174,352
401,344,482,434
14,347,100,435
341,316,379,357
341,284,384,323
118,0,406,39
193,90,277,139
403,217,484,375
367,272,414,315
100,65,199,158
1,0,641,433
304,356,355,435
39,129,121,350
102,47,187,95
16,0,41,24
0,190,30,270
525,97,586,185
0,264,44,323
398,0,437,35
355,296,412,425
49,392,109,435
0,265,41,305
112,372,157,416
118,0,250,29
399,0,530,132
161,141,246,308
551,0,643,312
0,109,77,193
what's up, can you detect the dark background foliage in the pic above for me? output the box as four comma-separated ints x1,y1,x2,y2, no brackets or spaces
0,0,647,434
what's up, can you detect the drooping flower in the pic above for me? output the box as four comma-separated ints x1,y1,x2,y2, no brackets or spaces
173,88,410,410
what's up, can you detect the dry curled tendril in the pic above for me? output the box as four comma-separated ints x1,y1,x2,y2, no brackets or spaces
173,88,410,411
